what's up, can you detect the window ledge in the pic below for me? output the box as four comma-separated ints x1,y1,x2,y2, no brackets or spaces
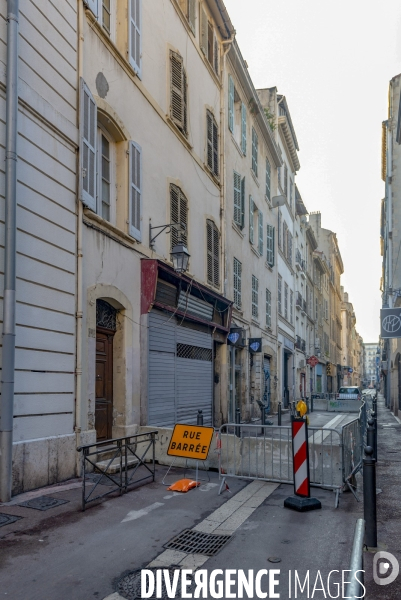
231,135,245,157
251,318,260,326
265,195,272,208
204,163,220,185
83,207,138,246
251,169,260,187
166,116,193,151
265,262,273,271
233,306,244,316
250,245,260,258
232,221,244,238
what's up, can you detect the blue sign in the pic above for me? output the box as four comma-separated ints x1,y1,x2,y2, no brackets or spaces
348,368,353,373
228,332,239,344
249,338,262,353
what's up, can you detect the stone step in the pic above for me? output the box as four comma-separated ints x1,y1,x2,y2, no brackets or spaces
95,455,139,474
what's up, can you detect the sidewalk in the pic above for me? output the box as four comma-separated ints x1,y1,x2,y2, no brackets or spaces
364,393,401,599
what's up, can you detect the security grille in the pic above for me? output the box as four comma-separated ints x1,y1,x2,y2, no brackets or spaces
163,529,231,556
177,343,212,361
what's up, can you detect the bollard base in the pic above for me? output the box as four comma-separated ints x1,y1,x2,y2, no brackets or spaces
284,496,322,512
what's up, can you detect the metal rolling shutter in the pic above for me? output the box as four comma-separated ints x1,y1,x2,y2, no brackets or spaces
148,310,213,427
148,311,176,427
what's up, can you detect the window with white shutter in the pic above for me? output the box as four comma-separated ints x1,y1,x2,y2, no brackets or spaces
252,275,259,319
241,103,247,155
170,184,188,251
233,258,242,309
265,158,271,201
287,231,292,265
283,221,288,257
129,141,141,240
266,289,271,329
266,224,274,267
206,110,219,177
290,290,293,324
206,219,219,287
200,5,207,55
240,176,245,229
249,197,254,244
258,210,263,255
129,0,142,78
228,75,234,133
170,51,188,136
284,282,288,320
251,127,258,177
85,0,98,18
278,210,282,248
80,80,97,212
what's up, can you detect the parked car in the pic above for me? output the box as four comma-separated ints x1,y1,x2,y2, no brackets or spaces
337,386,362,400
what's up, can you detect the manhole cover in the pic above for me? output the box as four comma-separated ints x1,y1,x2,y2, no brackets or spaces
116,567,195,600
163,529,231,556
0,513,22,528
18,496,69,511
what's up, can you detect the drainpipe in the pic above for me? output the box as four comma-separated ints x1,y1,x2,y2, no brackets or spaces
0,0,19,503
75,0,84,470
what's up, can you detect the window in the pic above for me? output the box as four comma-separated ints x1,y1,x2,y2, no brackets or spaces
278,210,282,248
170,51,188,136
206,110,219,177
179,0,196,34
129,0,142,77
265,158,271,201
252,275,259,319
283,221,288,257
228,75,234,132
170,184,188,251
284,163,288,197
287,231,293,265
241,103,247,154
234,258,242,309
249,197,254,244
266,289,272,329
324,298,329,321
258,210,263,255
278,275,282,315
284,282,288,320
129,141,142,240
101,0,111,35
233,172,245,229
206,220,219,287
290,290,293,324
80,81,97,211
251,127,258,176
278,165,281,188
201,7,219,75
266,224,274,267
289,179,293,210
99,131,112,221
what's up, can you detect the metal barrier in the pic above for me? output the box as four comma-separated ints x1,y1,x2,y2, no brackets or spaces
345,519,365,599
218,423,343,507
77,431,157,511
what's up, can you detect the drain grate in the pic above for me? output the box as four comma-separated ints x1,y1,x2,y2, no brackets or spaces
116,567,195,600
18,496,69,511
0,513,22,528
163,529,231,556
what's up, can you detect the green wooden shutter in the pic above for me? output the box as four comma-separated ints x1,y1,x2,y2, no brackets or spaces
228,75,234,132
249,196,254,244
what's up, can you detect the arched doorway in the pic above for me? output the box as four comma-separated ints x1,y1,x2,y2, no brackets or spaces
95,299,117,441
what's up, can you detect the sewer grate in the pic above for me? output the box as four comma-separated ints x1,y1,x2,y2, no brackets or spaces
18,496,69,511
163,529,231,556
0,513,23,528
116,567,195,600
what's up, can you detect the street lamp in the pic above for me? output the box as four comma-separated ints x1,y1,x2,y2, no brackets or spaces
171,242,190,274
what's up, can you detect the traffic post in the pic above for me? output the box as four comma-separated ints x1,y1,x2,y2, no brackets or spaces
363,446,377,548
284,417,322,512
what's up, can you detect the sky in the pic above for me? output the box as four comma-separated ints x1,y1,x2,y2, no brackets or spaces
225,0,401,342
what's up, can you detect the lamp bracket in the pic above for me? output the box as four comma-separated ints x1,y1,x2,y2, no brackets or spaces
149,222,186,248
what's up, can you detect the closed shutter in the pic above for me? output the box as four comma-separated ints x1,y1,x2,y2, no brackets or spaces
170,184,188,251
233,171,241,227
266,289,271,328
288,232,292,264
278,210,282,248
80,79,97,211
265,158,271,200
207,111,218,177
206,219,219,287
213,30,219,75
212,118,218,176
188,0,196,34
283,221,287,257
233,257,242,309
200,5,207,55
252,128,258,177
129,0,142,77
241,103,247,155
266,224,274,266
249,197,254,244
183,68,188,135
252,275,258,319
240,176,245,229
85,0,98,18
228,75,234,132
129,141,141,240
148,310,213,427
170,51,186,133
258,210,263,255
148,311,176,427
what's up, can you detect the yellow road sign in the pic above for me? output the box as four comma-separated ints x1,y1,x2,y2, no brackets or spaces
167,424,214,461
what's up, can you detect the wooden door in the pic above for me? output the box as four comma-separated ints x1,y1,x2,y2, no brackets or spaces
95,328,114,441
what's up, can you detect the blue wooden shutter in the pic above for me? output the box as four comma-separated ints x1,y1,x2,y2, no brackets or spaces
129,141,142,240
241,103,246,154
80,79,97,211
129,0,142,77
228,75,234,132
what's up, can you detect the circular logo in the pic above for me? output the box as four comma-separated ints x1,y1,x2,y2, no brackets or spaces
382,315,401,333
373,551,399,586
